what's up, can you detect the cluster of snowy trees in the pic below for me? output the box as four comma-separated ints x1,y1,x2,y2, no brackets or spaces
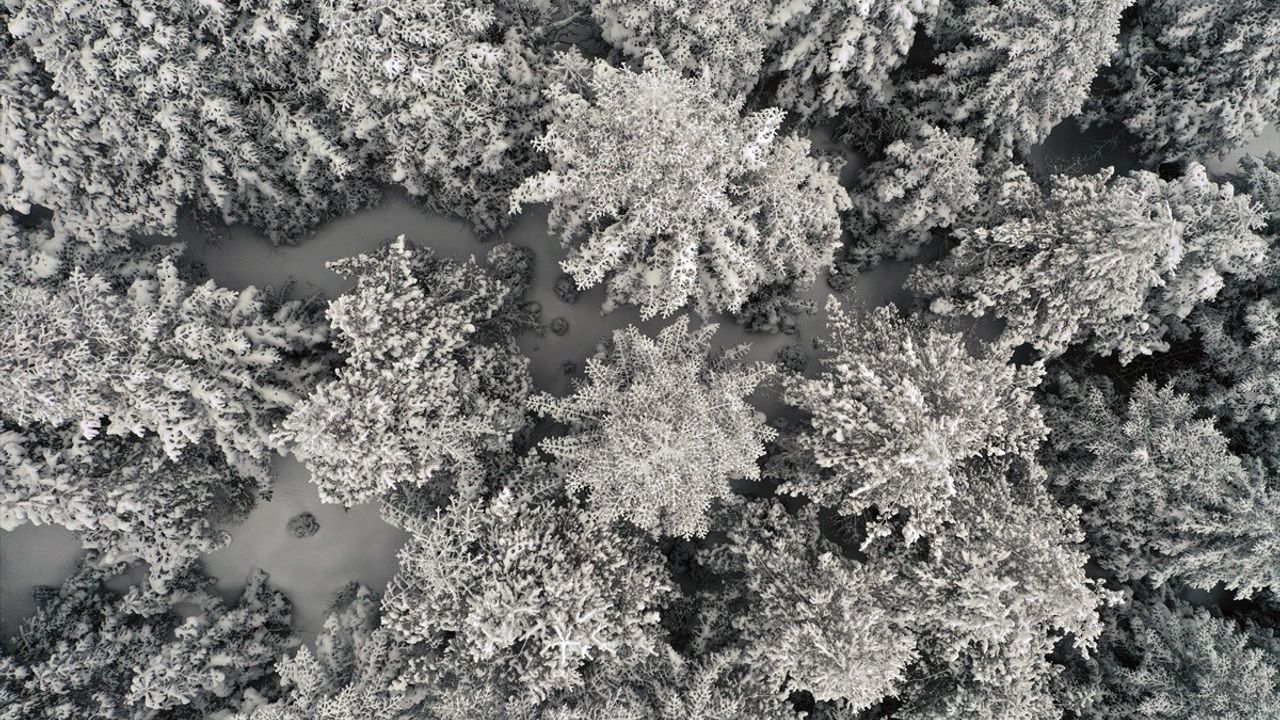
4,0,1280,718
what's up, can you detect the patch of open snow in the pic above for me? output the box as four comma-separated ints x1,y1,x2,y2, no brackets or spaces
1,523,83,641
201,454,408,642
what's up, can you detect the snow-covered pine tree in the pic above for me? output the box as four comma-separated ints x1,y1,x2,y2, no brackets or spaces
0,219,329,484
281,236,533,505
1069,590,1280,720
312,0,560,234
910,163,1268,362
530,317,775,538
511,57,847,319
1043,374,1280,598
2,0,370,245
1,423,250,594
912,0,1133,153
844,124,982,267
1089,0,1280,164
773,297,1045,544
380,465,672,704
0,560,293,720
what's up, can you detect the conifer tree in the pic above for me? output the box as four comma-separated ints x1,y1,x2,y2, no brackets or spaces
0,219,329,483
1071,590,1280,720
911,163,1268,362
0,561,293,720
774,297,1045,544
512,58,847,319
530,317,775,538
313,0,560,233
1,423,251,594
1090,0,1280,163
845,124,982,267
1,0,370,245
767,0,941,122
912,0,1133,152
380,467,671,703
281,237,533,505
1043,374,1280,598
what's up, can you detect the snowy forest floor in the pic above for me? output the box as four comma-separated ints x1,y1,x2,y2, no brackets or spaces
3,121,1276,644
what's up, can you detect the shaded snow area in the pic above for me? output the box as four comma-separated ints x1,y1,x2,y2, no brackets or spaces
200,456,408,643
1,524,82,638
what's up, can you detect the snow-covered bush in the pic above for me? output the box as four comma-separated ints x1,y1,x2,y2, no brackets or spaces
312,0,557,233
912,0,1132,152
0,220,329,482
1,0,371,245
511,58,847,319
0,560,293,720
531,317,774,537
773,297,1045,544
911,163,1269,362
1089,0,1280,163
0,423,250,594
281,237,533,505
845,124,982,267
380,469,671,703
1044,374,1280,597
732,280,818,335
1072,591,1280,720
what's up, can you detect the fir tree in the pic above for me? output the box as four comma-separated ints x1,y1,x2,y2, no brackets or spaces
511,57,847,319
530,317,775,538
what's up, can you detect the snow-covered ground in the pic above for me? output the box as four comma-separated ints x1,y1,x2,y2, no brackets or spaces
200,455,409,642
3,122,1275,642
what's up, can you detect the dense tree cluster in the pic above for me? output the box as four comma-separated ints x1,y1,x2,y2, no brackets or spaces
312,0,562,233
0,0,373,246
1089,0,1280,164
4,1,1280,718
588,0,777,99
0,0,575,243
910,0,1134,153
1043,375,1280,598
1174,242,1280,476
911,163,1269,362
701,458,1110,718
1066,589,1280,719
0,217,330,482
232,584,421,719
0,215,324,587
1,560,292,720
